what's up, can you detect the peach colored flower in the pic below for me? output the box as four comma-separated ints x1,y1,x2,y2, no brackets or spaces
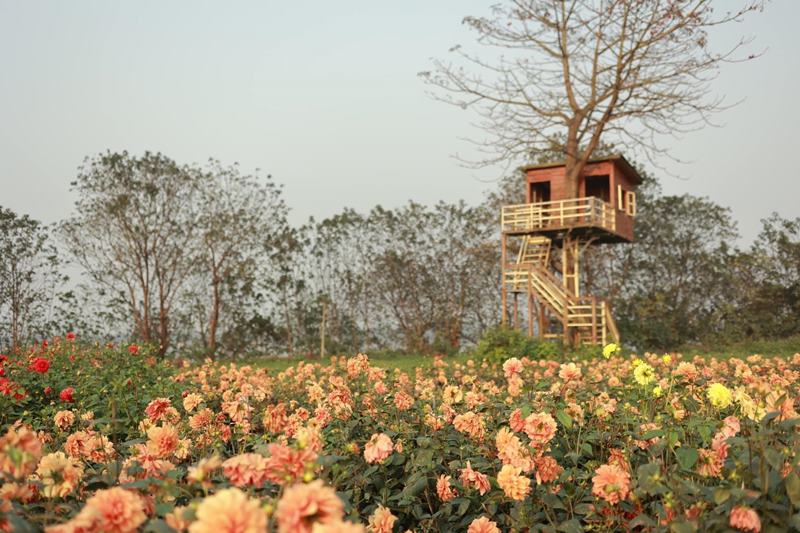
393,391,414,411
497,464,531,501
189,487,267,533
275,480,345,533
189,408,214,431
533,455,562,485
495,427,534,472
524,412,557,448
54,410,76,431
697,447,724,478
187,455,222,489
312,521,367,533
453,411,486,442
165,506,192,532
503,358,523,379
265,443,318,485
36,451,84,498
468,516,501,533
146,425,179,459
144,398,172,422
367,505,397,533
0,425,42,479
84,487,147,533
460,461,490,495
730,506,761,532
182,393,203,413
222,453,270,487
509,409,525,433
364,433,393,464
591,464,631,505
558,362,581,382
436,474,457,502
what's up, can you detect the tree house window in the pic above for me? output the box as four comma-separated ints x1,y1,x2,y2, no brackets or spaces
585,175,610,202
625,191,637,216
530,182,551,203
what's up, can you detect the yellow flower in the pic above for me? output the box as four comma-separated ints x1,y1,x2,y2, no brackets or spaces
631,358,643,368
662,355,671,365
707,383,733,409
652,386,663,398
602,343,620,359
633,363,656,386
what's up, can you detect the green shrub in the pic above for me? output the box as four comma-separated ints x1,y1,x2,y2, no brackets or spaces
473,326,561,364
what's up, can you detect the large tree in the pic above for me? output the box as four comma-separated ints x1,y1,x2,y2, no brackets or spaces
62,151,200,354
421,0,764,196
0,207,65,350
192,160,289,355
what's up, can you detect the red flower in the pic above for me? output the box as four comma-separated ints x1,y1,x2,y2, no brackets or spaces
44,386,53,395
0,366,4,377
29,357,50,374
128,344,140,355
66,332,76,341
60,387,75,403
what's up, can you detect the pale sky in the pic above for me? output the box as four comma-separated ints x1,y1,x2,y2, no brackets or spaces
1,1,798,243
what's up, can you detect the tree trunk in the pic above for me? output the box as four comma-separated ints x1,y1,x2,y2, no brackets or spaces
207,269,221,357
282,285,294,357
564,127,581,199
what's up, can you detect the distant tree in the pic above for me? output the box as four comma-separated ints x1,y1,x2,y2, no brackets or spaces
62,151,200,354
192,160,289,356
421,0,764,196
729,214,800,339
0,207,65,350
606,194,739,349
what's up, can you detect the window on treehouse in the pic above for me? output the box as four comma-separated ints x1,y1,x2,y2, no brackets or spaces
616,185,637,216
585,175,610,202
530,182,551,203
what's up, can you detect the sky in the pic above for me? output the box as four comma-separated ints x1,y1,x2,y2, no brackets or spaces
1,1,798,243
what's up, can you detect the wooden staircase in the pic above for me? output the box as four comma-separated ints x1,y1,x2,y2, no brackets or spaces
503,236,619,346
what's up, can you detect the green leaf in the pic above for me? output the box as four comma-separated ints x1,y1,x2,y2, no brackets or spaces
143,519,175,533
456,499,470,516
675,448,698,470
557,519,583,533
786,472,800,509
641,428,665,440
556,410,573,429
670,521,697,533
713,487,731,505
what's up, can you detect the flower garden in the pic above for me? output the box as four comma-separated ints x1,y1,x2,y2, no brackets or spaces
1,338,799,532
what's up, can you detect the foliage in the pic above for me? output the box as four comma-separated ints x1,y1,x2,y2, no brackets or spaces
0,206,66,351
2,343,800,531
420,0,765,196
472,326,560,363
0,337,180,440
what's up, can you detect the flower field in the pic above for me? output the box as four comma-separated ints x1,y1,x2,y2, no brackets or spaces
2,339,800,532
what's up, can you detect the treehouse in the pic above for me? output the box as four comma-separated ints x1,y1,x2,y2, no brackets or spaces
500,154,641,346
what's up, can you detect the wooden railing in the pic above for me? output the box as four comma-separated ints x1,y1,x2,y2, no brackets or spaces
503,262,619,345
501,197,616,233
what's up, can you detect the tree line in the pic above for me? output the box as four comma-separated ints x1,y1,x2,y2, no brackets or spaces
1,150,798,355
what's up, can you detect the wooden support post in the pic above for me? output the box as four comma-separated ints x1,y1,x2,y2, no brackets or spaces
538,303,546,339
591,296,597,345
513,293,519,329
501,234,507,326
527,293,534,337
320,300,327,359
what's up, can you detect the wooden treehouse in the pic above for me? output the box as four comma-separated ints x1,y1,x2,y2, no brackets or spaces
500,154,641,346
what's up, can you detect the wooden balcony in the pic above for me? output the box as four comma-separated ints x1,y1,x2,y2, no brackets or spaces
501,197,627,241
